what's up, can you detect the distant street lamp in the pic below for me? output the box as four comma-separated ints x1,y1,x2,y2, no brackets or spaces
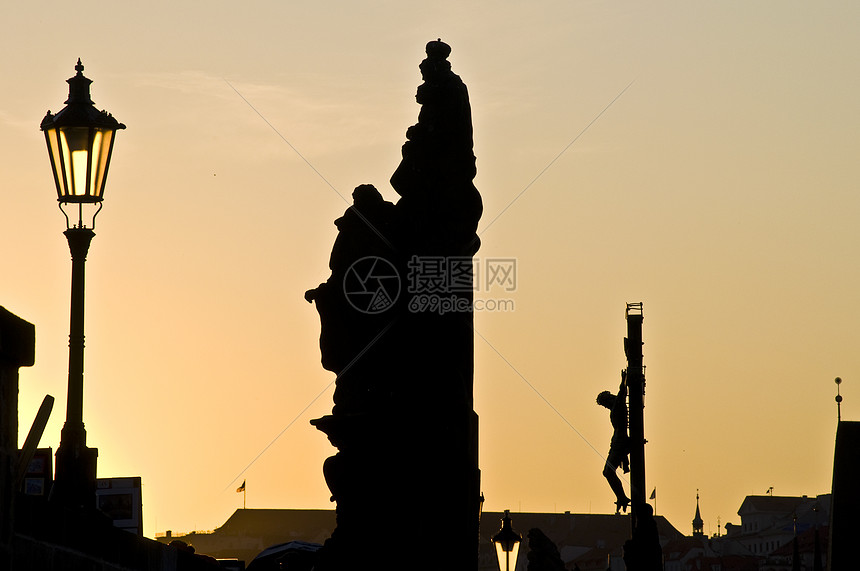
41,59,125,508
492,510,522,571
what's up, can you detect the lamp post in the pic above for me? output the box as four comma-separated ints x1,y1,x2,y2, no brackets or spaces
40,59,124,508
492,510,522,571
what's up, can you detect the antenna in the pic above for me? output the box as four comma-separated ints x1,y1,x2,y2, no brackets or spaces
835,377,843,422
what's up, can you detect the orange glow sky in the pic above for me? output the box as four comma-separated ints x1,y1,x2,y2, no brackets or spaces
2,1,859,539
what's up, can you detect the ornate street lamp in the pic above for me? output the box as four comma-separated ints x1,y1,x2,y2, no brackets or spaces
492,510,522,571
41,59,125,508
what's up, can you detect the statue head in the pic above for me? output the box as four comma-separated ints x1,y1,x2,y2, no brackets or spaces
596,390,615,409
425,38,451,60
352,184,382,209
420,39,452,82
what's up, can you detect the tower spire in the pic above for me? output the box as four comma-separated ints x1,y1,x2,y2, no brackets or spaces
692,491,704,537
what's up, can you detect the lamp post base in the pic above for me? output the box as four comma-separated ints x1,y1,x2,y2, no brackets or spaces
52,423,98,509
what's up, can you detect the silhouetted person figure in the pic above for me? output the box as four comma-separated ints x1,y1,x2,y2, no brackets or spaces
597,371,630,513
526,528,565,571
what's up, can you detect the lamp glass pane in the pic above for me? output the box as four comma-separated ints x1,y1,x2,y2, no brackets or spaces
59,127,92,197
90,129,113,199
509,541,520,570
494,541,520,571
494,542,505,570
45,128,68,198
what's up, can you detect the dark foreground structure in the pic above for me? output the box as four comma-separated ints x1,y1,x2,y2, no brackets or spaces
828,420,860,570
306,40,482,571
1,307,220,570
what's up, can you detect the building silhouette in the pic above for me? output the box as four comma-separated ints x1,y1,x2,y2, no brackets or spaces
664,493,830,571
157,509,684,570
156,510,336,564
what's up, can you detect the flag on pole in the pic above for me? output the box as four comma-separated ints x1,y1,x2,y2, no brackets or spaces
650,488,656,500
236,480,246,493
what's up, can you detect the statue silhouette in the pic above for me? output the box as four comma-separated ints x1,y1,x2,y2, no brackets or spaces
306,40,482,571
597,371,631,512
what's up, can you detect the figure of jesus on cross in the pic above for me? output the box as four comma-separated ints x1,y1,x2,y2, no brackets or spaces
596,371,631,513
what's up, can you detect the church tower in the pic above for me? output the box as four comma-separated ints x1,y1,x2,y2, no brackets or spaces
692,491,704,537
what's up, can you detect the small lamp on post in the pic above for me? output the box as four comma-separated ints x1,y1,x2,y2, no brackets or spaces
492,510,522,571
40,59,125,508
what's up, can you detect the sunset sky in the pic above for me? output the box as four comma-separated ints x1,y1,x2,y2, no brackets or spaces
2,1,859,540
